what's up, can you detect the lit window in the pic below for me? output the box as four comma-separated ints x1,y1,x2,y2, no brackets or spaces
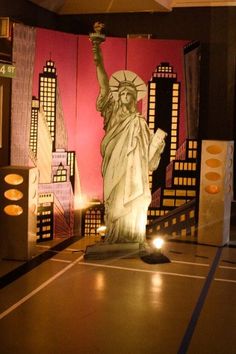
176,199,185,207
163,199,175,207
172,97,178,103
149,115,154,123
164,189,175,196
173,90,178,96
149,109,155,115
176,190,186,197
189,210,195,218
150,96,156,103
175,162,179,170
172,110,178,116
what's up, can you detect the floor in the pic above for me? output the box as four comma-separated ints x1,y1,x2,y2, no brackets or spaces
0,236,236,354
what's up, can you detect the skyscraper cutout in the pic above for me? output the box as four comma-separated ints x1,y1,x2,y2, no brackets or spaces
29,59,81,241
39,60,57,151
146,62,199,240
147,62,180,194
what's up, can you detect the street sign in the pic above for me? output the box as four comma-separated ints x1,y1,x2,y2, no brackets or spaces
0,63,16,78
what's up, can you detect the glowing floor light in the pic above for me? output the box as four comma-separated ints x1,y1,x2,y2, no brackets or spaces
140,236,170,264
152,237,164,251
97,225,107,241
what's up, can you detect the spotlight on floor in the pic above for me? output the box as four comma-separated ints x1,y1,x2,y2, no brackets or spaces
97,225,107,241
140,236,170,264
152,237,164,251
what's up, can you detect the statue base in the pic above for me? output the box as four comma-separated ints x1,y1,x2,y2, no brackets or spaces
84,242,140,260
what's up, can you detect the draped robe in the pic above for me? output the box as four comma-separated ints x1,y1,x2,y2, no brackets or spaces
97,90,165,243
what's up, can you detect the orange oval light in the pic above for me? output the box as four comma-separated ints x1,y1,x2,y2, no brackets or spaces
206,145,223,155
4,205,23,216
205,185,220,194
4,174,24,185
4,189,23,201
205,158,221,168
205,172,221,181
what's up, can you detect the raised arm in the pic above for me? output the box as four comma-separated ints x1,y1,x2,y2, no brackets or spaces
92,41,109,96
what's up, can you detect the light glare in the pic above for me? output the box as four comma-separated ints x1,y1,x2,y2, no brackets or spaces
97,225,107,237
75,195,88,209
152,237,164,250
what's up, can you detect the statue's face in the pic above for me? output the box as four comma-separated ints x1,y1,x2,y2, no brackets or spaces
119,88,136,106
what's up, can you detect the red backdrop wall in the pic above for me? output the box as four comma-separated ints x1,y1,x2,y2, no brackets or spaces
33,29,190,201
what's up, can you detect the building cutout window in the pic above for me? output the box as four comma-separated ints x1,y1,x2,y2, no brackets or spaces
53,163,67,183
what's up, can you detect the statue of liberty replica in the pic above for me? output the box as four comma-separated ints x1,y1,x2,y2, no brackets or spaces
85,23,166,258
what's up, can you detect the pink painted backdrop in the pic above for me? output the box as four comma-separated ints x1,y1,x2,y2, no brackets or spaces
33,28,78,151
33,29,190,201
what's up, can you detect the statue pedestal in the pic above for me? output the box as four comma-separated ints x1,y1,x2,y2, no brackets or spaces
84,242,140,260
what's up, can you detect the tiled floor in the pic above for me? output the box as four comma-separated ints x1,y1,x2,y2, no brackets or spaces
0,237,236,354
